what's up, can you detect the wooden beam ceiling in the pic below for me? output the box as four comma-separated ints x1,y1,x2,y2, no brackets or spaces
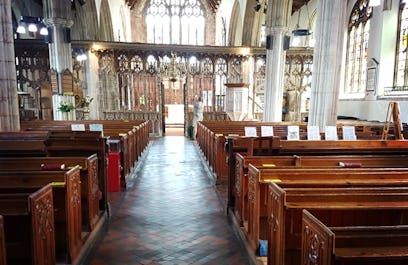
292,0,311,14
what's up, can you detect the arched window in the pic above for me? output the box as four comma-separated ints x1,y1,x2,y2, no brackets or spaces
394,1,408,92
344,0,373,96
146,0,205,45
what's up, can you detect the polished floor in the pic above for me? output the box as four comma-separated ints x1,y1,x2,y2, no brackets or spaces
86,136,251,265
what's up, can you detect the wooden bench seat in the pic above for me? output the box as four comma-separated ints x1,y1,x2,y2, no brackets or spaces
0,130,109,213
196,121,385,184
245,165,408,260
0,216,5,265
21,120,151,189
0,184,55,265
222,137,408,212
234,154,408,226
302,210,408,265
0,155,100,231
267,183,408,265
0,167,82,264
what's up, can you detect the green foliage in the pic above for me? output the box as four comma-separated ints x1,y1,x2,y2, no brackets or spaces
58,101,75,112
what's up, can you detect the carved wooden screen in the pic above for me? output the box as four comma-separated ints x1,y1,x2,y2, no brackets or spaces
214,57,227,111
284,53,313,122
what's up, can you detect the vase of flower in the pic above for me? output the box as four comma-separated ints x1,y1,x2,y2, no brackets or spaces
58,101,75,120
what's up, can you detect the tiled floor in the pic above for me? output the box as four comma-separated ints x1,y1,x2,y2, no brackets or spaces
85,136,251,265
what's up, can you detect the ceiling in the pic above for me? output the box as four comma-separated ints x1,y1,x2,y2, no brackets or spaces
292,0,311,14
125,0,311,14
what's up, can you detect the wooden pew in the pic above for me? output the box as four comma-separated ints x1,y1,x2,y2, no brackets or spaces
246,166,408,258
302,209,408,265
21,120,151,189
0,184,55,265
234,154,408,227
44,130,109,212
0,216,6,265
226,137,408,211
0,155,100,231
197,121,384,183
0,131,48,157
267,183,408,265
0,167,82,263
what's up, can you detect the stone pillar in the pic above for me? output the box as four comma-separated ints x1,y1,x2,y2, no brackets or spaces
43,0,74,120
43,0,73,75
308,0,347,131
263,0,292,121
0,0,20,131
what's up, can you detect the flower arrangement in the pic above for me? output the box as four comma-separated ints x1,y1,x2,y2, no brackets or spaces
58,101,75,113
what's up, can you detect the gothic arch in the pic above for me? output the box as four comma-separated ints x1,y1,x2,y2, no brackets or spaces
242,0,264,46
71,0,99,41
11,0,43,18
99,0,114,41
228,0,242,46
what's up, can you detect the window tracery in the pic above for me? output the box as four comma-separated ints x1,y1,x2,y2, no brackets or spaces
146,0,205,45
344,0,372,96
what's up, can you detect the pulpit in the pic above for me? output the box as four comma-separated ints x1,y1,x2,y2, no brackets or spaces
225,83,249,121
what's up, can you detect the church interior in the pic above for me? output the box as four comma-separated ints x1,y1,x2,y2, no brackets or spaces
2,0,408,264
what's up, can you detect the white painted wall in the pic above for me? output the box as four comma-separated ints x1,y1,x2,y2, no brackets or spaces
337,100,408,123
337,0,408,123
216,0,235,46
108,0,132,42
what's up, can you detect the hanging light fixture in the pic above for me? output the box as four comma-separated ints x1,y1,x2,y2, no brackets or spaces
253,0,262,12
162,52,186,83
16,16,48,36
16,25,26,34
292,4,312,47
39,27,49,36
28,23,38,32
292,8,311,37
253,0,267,13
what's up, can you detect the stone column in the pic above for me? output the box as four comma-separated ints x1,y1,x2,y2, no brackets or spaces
308,0,347,131
43,0,74,120
263,0,292,121
0,0,20,131
43,0,73,75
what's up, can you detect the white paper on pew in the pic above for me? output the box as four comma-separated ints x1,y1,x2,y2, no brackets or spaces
244,127,257,137
261,126,274,136
71,124,85,131
287,125,300,140
90,124,104,137
325,126,338,140
342,126,357,140
90,124,104,132
307,126,321,140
